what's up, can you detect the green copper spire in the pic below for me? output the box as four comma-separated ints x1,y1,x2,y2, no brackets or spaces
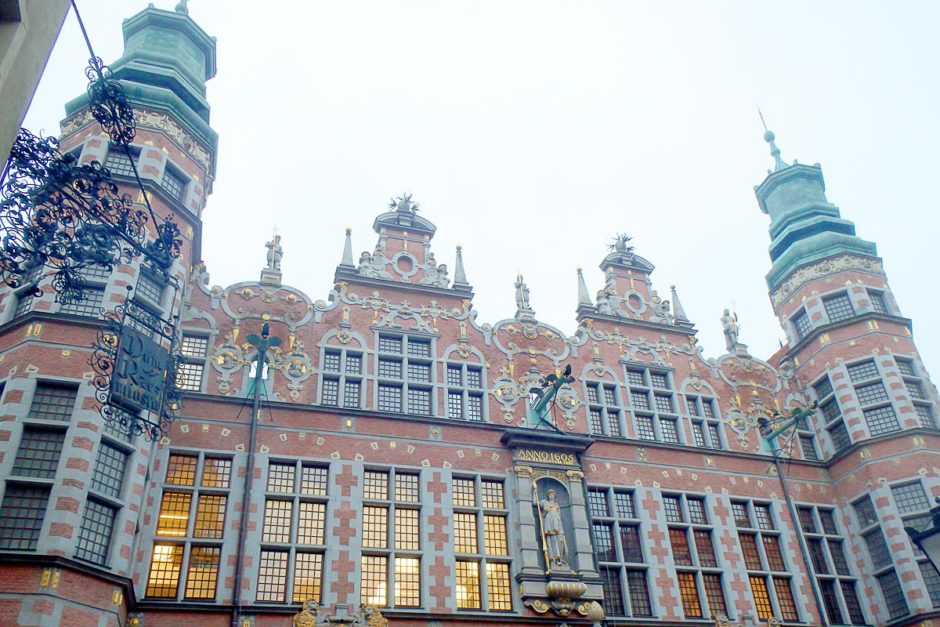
764,129,789,172
63,4,218,177
754,128,877,291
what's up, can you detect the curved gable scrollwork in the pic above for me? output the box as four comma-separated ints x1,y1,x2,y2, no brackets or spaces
219,281,315,329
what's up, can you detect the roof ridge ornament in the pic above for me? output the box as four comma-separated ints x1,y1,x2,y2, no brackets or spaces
389,192,419,214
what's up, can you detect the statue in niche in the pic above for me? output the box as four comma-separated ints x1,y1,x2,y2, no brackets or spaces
265,234,283,271
537,489,569,569
721,308,740,352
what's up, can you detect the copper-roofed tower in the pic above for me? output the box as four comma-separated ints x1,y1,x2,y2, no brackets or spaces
0,3,218,625
757,128,940,624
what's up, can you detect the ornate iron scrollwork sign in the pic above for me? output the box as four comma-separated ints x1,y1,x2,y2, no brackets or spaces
91,292,182,439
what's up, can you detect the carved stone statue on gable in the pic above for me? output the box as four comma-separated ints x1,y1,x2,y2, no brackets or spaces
265,234,283,272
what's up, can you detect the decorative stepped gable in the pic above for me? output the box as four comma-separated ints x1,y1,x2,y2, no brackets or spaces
334,193,473,297
754,129,877,292
574,234,696,333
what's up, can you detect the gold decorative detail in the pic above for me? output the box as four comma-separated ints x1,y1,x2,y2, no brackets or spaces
771,254,884,306
513,465,534,477
291,599,318,627
362,605,388,627
517,449,577,466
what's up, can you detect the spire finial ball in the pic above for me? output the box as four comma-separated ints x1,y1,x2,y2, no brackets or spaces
576,267,583,273
763,130,775,143
345,227,351,235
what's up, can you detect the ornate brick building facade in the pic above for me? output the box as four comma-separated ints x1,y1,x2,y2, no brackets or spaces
0,5,938,627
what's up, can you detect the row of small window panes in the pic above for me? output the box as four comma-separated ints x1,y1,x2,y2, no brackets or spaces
447,364,483,388
635,414,680,443
104,148,138,177
161,168,187,201
600,566,653,617
136,272,166,306
146,543,222,600
266,462,329,495
59,286,105,317
377,384,432,415
377,334,431,358
792,289,889,340
321,378,360,408
261,498,326,545
181,335,209,359
447,391,484,420
323,350,363,374
626,368,672,390
377,359,433,382
176,363,204,392
257,550,323,603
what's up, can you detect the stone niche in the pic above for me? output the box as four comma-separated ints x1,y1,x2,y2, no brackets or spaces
501,428,605,623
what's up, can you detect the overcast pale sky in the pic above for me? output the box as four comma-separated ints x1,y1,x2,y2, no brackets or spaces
24,1,940,375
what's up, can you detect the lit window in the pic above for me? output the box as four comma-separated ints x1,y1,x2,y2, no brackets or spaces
258,460,329,603
361,468,422,608
452,476,511,610
147,453,231,600
734,500,797,622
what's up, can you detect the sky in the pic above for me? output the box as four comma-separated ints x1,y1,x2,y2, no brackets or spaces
23,1,940,376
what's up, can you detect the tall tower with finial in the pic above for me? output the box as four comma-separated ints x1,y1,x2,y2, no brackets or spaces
756,126,940,623
0,4,219,624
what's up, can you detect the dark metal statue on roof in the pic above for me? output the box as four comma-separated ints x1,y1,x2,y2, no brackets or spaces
609,233,635,255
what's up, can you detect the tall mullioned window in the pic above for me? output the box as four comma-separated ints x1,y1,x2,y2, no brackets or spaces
662,494,727,619
446,362,485,421
792,308,812,339
587,487,653,618
797,505,866,624
257,461,329,603
626,368,680,444
320,347,364,408
888,480,940,609
0,381,81,551
452,476,512,611
74,438,131,566
895,356,936,429
852,494,910,620
177,335,209,393
846,360,900,436
375,334,434,416
585,380,624,437
813,375,850,455
732,500,799,623
360,468,422,608
685,394,722,449
146,453,231,600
